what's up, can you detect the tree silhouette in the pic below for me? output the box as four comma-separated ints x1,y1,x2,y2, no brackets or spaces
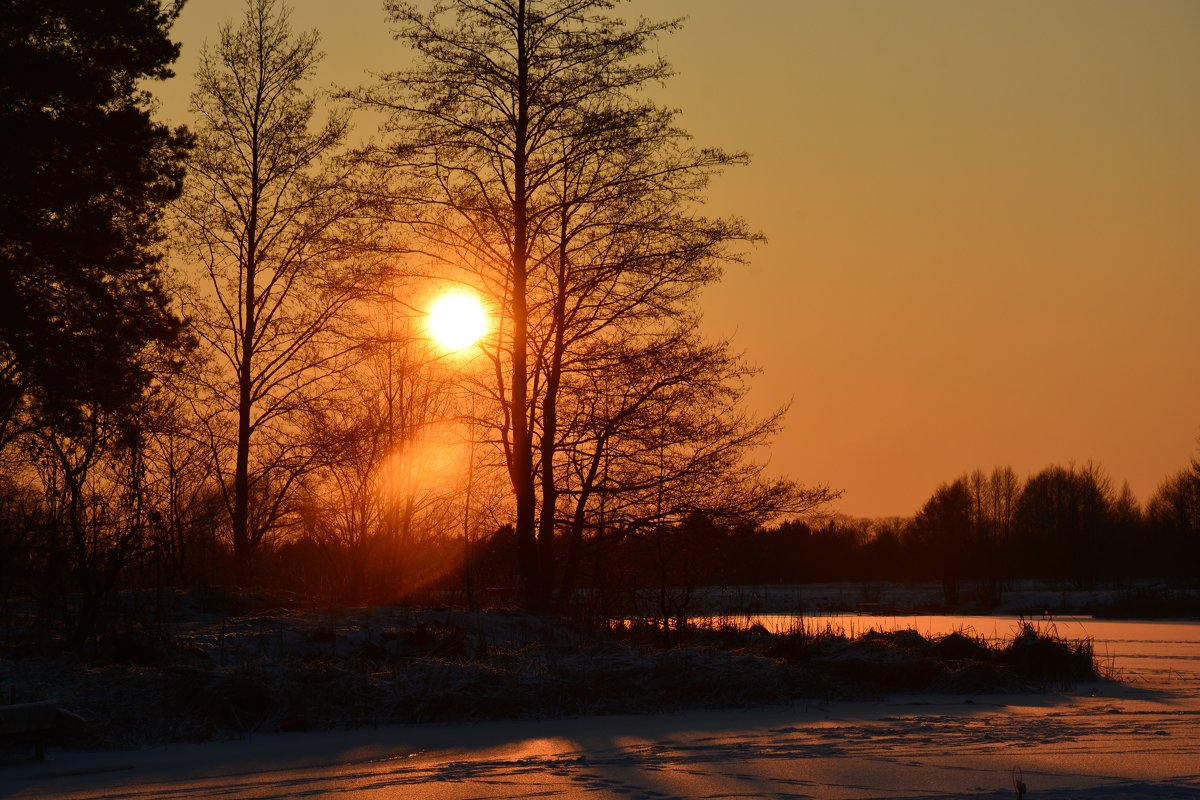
0,0,194,639
1146,458,1200,581
1014,462,1115,586
354,0,818,611
176,0,385,584
554,327,832,612
292,313,474,602
912,479,972,606
0,0,191,445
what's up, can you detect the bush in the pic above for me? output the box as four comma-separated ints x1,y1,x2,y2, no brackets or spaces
1000,622,1095,684
932,630,992,666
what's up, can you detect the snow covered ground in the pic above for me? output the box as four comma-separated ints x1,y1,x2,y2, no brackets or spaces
3,617,1198,799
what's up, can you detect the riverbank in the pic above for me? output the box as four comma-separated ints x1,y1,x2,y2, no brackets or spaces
5,597,1200,799
2,593,1100,753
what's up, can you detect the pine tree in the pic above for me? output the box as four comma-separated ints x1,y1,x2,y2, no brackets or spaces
0,0,191,443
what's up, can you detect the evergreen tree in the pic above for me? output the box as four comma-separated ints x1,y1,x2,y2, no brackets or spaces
0,0,191,441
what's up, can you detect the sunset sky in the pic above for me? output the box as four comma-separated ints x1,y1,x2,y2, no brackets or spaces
158,0,1200,519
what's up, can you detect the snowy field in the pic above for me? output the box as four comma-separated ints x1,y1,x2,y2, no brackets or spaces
3,616,1198,799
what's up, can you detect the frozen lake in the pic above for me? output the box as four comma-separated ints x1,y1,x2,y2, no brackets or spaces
5,616,1199,799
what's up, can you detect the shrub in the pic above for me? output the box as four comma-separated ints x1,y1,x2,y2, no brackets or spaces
1000,622,1095,684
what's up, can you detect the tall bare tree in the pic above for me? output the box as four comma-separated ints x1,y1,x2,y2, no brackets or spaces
355,0,825,610
177,0,384,583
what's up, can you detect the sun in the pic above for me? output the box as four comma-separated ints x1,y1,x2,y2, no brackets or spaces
427,290,488,352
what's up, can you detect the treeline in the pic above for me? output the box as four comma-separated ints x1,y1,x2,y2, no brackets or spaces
586,460,1199,610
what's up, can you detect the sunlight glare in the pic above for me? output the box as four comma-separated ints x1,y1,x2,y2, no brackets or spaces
427,291,487,352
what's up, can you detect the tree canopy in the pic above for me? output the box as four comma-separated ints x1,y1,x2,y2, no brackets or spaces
176,0,385,582
0,0,191,440
354,0,831,611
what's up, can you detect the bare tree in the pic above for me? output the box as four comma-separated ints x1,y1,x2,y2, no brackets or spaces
355,0,825,610
1014,462,1115,586
294,312,466,601
957,466,1022,603
176,0,385,583
554,325,834,612
141,393,224,586
26,404,156,643
1146,452,1200,580
911,479,974,606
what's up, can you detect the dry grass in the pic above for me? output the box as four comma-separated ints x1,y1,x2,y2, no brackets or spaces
0,591,1103,751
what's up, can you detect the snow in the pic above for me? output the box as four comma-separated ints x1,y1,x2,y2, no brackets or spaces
3,616,1198,798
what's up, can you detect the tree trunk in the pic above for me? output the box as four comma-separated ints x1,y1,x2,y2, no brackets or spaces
233,171,259,586
557,436,605,613
509,0,546,612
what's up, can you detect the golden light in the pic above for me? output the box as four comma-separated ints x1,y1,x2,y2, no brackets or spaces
427,290,488,352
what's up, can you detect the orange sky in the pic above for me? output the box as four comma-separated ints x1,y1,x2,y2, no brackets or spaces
159,0,1200,518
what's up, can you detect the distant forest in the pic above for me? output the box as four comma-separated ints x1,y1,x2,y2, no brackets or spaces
2,1,1197,645
456,459,1200,615
628,461,1200,603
